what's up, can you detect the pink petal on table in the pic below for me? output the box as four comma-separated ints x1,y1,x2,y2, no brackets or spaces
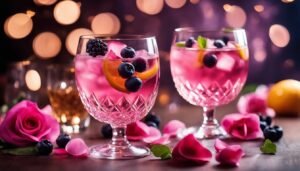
215,144,244,166
127,121,150,141
65,138,88,157
237,93,267,114
214,139,227,153
255,85,269,99
163,120,186,137
149,135,170,145
107,41,126,57
142,127,161,142
53,148,68,155
172,134,212,164
221,113,242,132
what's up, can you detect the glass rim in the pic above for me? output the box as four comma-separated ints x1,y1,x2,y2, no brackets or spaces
174,27,246,34
79,34,156,41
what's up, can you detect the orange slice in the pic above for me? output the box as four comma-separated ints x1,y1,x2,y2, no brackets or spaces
102,59,128,92
135,60,159,80
235,44,249,61
197,50,205,67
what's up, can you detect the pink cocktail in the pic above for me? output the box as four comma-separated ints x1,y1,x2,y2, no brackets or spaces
75,35,159,159
170,28,249,139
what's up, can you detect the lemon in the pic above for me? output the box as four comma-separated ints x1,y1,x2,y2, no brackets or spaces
267,79,300,116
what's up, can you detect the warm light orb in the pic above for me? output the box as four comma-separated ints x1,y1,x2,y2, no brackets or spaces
254,5,264,12
165,0,186,9
124,14,135,22
225,5,247,28
283,59,294,69
269,24,290,48
91,13,120,34
223,4,232,12
4,13,33,39
25,70,41,91
159,91,170,106
254,49,267,62
136,0,164,15
34,0,57,5
66,28,93,55
190,0,200,4
54,0,81,25
282,0,294,3
33,32,61,59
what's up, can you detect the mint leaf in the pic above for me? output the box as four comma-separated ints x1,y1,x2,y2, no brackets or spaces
1,146,38,155
176,42,186,47
150,144,172,160
260,139,277,154
197,36,207,49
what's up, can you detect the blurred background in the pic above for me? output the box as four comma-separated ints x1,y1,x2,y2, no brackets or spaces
0,0,299,108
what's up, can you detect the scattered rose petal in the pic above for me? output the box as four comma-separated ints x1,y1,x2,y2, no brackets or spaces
221,113,263,140
65,138,88,157
163,120,186,137
126,121,149,141
142,127,161,143
214,139,244,166
53,148,68,155
172,134,212,165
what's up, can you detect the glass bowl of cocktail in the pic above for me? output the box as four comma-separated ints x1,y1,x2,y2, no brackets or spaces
170,28,249,139
74,35,160,159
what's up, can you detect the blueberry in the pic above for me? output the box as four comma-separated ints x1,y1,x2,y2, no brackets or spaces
86,39,108,57
259,116,272,126
203,54,218,68
121,47,136,58
260,121,268,131
101,124,112,139
125,77,142,92
132,58,147,72
221,36,230,45
56,133,71,148
185,37,195,48
118,63,135,78
273,125,283,139
213,39,225,48
36,140,53,155
263,127,282,142
144,112,160,127
145,121,158,128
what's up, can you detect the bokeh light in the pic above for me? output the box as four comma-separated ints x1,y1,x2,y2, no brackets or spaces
190,0,199,4
25,69,41,91
4,13,33,39
34,0,57,6
158,90,170,106
124,14,135,22
53,0,81,25
223,4,232,12
66,28,93,55
91,13,120,34
282,0,294,3
136,0,164,15
165,0,186,9
33,32,61,59
254,5,264,13
225,5,247,28
283,59,295,69
269,24,290,48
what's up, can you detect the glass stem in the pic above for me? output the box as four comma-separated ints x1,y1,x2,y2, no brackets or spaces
202,107,218,127
111,126,130,150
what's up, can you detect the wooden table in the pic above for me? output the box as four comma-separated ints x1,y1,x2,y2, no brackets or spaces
0,104,299,171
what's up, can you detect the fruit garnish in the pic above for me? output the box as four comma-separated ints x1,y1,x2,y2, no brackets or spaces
221,36,229,45
235,44,249,60
144,112,160,127
203,54,218,68
197,36,207,49
135,60,159,80
213,39,225,48
150,144,172,160
118,62,135,78
125,76,142,92
36,140,53,155
175,41,185,47
132,58,147,72
86,39,108,57
263,126,283,142
56,133,71,148
101,124,112,138
196,50,205,67
260,139,276,154
121,46,136,58
185,37,195,48
102,58,128,92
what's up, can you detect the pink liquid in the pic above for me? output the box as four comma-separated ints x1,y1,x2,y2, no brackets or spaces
170,46,248,107
75,54,159,127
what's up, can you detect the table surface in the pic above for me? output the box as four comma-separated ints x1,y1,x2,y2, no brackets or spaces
0,104,300,171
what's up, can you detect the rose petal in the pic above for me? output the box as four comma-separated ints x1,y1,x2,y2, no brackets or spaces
255,85,269,99
216,145,244,166
163,120,186,137
41,105,53,115
172,134,212,164
53,148,68,155
142,127,161,142
65,138,88,157
127,121,150,140
214,139,227,152
147,135,170,145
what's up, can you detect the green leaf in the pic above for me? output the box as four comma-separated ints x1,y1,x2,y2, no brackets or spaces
1,146,38,155
260,139,277,155
197,36,207,49
151,144,172,160
176,41,186,47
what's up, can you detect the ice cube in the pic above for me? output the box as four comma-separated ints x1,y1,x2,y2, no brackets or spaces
75,58,86,72
105,50,121,60
216,53,235,72
135,49,148,57
107,41,126,56
86,58,102,75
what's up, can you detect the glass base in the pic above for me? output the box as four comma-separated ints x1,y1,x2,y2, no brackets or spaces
177,125,227,139
89,144,150,160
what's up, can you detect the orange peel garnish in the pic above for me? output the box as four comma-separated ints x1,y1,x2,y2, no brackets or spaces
235,44,249,60
135,60,159,80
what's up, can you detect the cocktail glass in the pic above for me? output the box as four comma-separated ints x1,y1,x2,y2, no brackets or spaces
170,28,249,139
75,35,160,159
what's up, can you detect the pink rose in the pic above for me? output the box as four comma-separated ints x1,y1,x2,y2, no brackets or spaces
221,113,263,140
172,134,212,165
214,139,244,166
0,100,60,147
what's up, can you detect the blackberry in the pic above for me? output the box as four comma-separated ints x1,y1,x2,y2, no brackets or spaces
86,39,108,57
